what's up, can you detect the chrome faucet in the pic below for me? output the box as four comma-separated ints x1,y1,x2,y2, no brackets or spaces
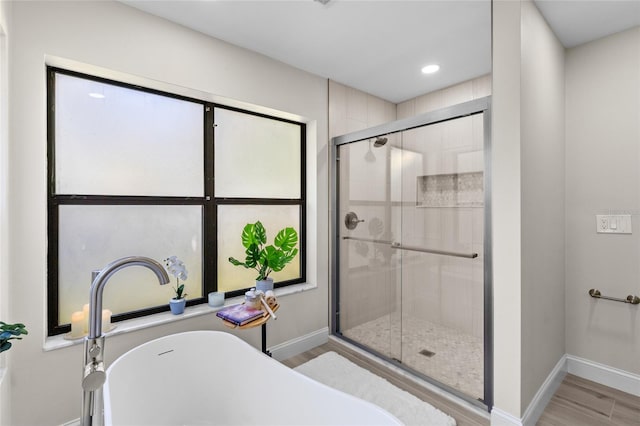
81,256,170,426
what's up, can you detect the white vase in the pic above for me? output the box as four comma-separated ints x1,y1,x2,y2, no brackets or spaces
256,277,274,292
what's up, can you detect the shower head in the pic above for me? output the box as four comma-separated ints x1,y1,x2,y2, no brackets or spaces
373,137,388,148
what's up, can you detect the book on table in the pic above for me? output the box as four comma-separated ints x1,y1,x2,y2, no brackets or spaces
216,304,266,326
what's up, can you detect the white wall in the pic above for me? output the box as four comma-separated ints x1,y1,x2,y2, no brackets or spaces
565,27,640,374
519,0,566,410
0,0,11,423
492,0,566,418
3,1,328,425
492,0,524,417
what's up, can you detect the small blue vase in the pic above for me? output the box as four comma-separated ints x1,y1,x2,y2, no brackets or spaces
169,298,186,315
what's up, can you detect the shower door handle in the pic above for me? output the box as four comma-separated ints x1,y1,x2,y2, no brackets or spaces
391,242,478,259
344,212,365,230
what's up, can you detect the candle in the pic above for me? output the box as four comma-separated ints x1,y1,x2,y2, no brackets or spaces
82,303,90,333
71,311,85,338
208,292,225,307
102,309,112,333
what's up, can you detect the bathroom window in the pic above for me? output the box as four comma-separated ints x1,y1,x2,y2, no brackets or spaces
47,68,306,336
213,106,305,293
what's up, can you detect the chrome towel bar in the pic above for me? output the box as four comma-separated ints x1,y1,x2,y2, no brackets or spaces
342,236,392,245
588,289,640,305
341,236,478,259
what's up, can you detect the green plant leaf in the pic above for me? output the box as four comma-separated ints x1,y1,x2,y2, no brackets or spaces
274,227,298,252
0,341,11,353
260,245,276,267
229,221,298,281
174,283,186,299
245,244,261,268
228,257,246,267
254,221,267,245
241,223,257,248
282,248,298,264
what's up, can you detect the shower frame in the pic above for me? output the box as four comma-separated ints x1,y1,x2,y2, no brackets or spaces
330,96,493,410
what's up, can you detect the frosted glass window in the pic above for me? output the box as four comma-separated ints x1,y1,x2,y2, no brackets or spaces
54,73,204,196
57,205,202,324
217,204,301,293
214,108,301,198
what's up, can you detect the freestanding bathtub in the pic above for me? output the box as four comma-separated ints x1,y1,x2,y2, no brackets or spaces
104,330,401,425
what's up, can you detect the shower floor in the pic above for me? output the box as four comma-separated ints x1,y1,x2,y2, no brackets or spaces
342,314,484,400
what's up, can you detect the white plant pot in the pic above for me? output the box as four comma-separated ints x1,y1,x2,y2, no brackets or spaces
256,278,274,293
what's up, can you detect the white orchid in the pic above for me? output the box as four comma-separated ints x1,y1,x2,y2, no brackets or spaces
164,256,188,299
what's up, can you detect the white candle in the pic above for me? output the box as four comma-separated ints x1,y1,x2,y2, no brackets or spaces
71,311,85,338
102,309,112,333
82,304,90,333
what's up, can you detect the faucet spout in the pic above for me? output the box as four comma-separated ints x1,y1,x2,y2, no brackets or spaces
82,256,170,426
88,256,170,339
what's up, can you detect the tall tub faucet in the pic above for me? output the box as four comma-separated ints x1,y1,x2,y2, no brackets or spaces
81,256,170,426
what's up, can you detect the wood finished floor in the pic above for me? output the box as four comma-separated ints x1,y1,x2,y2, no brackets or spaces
281,340,489,426
281,341,640,426
537,374,640,426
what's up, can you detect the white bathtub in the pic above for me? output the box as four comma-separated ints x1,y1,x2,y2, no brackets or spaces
104,330,401,425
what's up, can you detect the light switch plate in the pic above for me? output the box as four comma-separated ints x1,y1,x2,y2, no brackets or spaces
596,214,632,234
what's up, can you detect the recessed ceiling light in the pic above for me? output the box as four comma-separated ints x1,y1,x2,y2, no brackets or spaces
88,93,105,99
421,64,440,74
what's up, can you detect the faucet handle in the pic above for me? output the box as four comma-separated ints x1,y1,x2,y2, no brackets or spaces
82,361,106,391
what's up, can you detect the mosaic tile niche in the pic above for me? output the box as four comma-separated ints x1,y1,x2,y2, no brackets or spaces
417,172,484,208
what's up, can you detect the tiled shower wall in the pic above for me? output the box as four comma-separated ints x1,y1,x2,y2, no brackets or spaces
330,81,398,331
330,76,491,338
398,75,490,339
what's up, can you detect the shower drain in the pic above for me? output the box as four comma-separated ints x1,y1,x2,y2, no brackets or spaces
419,349,436,358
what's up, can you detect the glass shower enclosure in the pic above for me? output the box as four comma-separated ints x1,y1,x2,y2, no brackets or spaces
331,97,492,409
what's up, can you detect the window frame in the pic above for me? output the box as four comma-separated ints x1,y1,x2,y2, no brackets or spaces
212,104,307,298
46,67,306,336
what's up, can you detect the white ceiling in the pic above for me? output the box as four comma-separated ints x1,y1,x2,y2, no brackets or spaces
535,0,640,48
121,0,640,104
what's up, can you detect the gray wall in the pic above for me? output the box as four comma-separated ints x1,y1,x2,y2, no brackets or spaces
565,27,640,374
1,1,328,424
520,0,566,410
492,0,567,418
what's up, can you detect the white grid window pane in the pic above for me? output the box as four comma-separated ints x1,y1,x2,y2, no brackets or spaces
55,73,204,196
58,205,202,324
217,204,300,293
214,108,301,198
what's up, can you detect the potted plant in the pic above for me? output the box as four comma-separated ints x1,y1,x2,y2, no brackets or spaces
228,221,298,292
0,322,28,353
165,256,188,315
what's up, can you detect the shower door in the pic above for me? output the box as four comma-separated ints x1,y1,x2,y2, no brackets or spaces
332,98,492,408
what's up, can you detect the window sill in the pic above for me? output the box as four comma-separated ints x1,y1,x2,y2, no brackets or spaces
43,281,317,352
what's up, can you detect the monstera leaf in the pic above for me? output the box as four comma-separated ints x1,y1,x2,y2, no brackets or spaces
229,221,299,281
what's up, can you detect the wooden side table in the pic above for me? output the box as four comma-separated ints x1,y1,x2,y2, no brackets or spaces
220,302,279,356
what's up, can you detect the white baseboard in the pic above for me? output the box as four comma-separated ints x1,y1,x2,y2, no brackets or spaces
491,407,523,426
521,354,567,426
566,354,640,397
491,354,567,426
269,327,329,361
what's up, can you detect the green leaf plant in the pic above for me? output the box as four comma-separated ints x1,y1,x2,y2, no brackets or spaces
0,322,28,353
228,221,298,281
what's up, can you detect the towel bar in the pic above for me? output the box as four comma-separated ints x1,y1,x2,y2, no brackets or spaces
341,236,478,259
588,289,640,305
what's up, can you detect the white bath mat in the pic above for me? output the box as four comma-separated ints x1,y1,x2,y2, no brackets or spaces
294,351,457,426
